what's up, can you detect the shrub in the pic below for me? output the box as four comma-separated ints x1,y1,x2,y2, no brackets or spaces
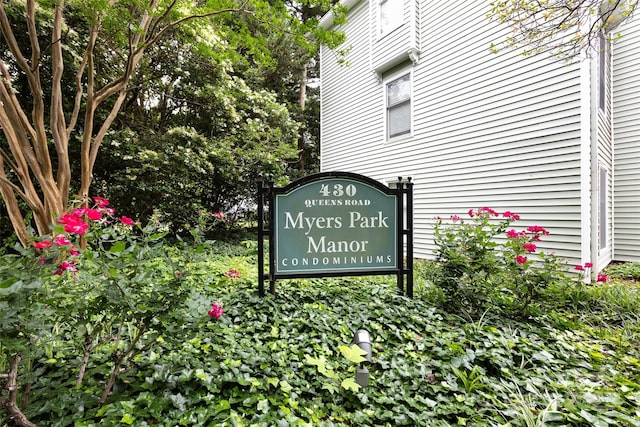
432,207,566,318
0,197,215,423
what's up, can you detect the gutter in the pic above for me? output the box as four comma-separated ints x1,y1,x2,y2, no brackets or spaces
319,0,361,28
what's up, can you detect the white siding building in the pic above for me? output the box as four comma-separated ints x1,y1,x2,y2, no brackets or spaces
320,0,640,270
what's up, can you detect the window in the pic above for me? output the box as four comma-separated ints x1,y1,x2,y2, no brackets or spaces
386,72,411,139
598,165,609,251
598,32,609,112
379,0,404,37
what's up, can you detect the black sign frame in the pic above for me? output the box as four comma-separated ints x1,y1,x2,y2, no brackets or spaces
257,171,413,297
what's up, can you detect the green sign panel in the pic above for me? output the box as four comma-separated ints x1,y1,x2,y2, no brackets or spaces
274,177,397,274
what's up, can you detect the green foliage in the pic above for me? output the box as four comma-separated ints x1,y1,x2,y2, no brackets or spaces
96,122,297,233
489,0,639,59
605,262,640,281
431,208,567,318
304,344,367,394
2,238,639,426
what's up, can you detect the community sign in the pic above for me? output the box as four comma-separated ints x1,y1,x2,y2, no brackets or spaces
258,172,413,297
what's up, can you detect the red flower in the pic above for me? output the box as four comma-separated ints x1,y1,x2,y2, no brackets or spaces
523,242,537,253
120,216,134,225
503,211,521,220
506,229,521,238
597,274,607,283
575,265,584,271
478,207,499,217
468,209,474,217
86,209,103,221
584,262,593,268
58,213,89,235
516,255,527,264
224,269,240,279
213,211,224,220
55,260,77,276
54,234,71,246
527,225,550,236
34,240,52,250
93,197,110,208
208,302,224,319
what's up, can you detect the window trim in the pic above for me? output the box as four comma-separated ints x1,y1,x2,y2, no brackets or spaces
383,68,413,142
598,165,609,252
598,32,609,113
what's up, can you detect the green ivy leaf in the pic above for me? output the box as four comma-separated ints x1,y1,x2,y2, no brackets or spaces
340,377,360,392
339,344,368,364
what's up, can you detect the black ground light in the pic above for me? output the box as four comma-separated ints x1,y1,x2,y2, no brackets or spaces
353,329,371,388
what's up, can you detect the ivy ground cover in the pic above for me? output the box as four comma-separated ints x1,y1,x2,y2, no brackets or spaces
1,242,639,426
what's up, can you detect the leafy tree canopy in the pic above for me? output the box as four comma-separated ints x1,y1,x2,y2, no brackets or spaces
0,0,345,246
489,0,638,58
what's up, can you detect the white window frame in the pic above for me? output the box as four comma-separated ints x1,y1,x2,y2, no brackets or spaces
384,69,413,141
598,32,609,113
379,0,404,37
598,165,610,252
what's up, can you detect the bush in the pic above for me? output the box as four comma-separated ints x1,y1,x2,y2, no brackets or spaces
431,207,567,318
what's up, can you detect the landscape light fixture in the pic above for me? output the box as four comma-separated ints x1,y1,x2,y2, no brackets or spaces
352,329,372,388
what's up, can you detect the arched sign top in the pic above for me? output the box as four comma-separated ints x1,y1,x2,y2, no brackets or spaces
276,171,400,196
257,172,413,298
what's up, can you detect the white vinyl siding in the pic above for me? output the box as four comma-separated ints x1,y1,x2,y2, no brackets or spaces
321,0,585,264
612,14,640,262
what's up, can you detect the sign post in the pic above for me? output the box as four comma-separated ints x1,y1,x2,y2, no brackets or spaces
258,172,413,297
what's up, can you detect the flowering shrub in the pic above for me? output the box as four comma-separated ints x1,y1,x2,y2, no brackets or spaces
574,263,608,284
1,197,228,421
433,207,567,318
31,196,135,277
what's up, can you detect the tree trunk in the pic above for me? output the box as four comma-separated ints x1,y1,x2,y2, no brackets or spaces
0,354,37,427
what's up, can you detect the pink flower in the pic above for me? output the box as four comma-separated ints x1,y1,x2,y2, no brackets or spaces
584,262,593,268
527,225,550,236
575,265,585,271
503,211,521,220
55,260,77,276
69,245,81,256
58,213,89,235
516,255,527,264
597,274,607,283
34,240,52,250
86,209,103,221
224,269,240,279
93,197,110,208
208,302,224,319
119,216,134,225
213,211,224,220
54,234,71,246
506,229,521,238
450,215,461,222
523,242,537,253
468,209,474,217
478,207,499,217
